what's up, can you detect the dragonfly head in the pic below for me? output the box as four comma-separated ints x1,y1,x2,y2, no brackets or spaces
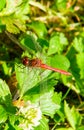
22,56,29,66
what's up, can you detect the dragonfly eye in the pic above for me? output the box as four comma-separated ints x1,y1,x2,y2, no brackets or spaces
22,56,29,66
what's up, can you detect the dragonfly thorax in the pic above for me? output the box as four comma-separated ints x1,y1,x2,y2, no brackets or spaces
30,58,42,67
22,56,42,67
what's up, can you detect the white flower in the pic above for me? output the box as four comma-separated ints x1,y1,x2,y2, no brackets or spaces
17,101,42,130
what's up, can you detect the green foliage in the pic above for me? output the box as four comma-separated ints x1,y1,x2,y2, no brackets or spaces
0,0,84,129
0,105,7,124
0,79,12,105
0,0,30,33
50,55,70,70
64,101,82,129
27,21,47,38
35,117,49,130
54,0,67,11
48,33,68,55
0,0,6,11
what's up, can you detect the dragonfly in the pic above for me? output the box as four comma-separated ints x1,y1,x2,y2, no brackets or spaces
22,56,71,75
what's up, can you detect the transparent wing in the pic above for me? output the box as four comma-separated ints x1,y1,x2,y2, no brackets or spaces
32,39,60,116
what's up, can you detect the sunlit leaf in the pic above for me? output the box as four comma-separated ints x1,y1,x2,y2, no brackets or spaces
73,37,84,53
67,46,84,95
0,79,12,106
20,34,37,52
40,89,61,117
48,33,68,55
64,101,76,129
4,122,21,130
0,0,6,11
35,117,49,130
71,107,82,127
50,54,70,71
15,63,41,97
0,105,7,123
76,53,84,79
27,21,47,38
0,0,30,33
64,101,82,129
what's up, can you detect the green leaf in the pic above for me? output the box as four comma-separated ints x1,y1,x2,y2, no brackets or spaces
0,0,22,15
71,107,82,127
54,108,65,123
76,53,84,79
20,34,45,55
0,105,7,123
27,21,47,38
15,63,41,97
64,101,76,129
2,62,9,75
0,0,6,11
20,34,37,52
40,90,61,117
50,54,70,71
8,114,22,130
0,0,30,33
48,33,68,55
66,46,84,95
54,0,67,11
0,79,12,106
37,38,49,48
35,117,49,130
73,37,84,53
64,101,82,129
4,122,21,130
1,16,21,34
